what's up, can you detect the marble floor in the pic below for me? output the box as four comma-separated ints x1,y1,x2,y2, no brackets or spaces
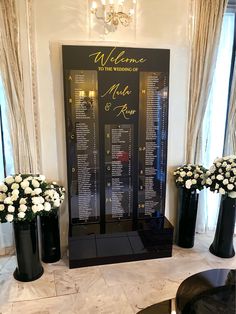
0,233,235,314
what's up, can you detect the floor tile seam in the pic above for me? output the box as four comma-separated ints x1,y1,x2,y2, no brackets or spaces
10,291,79,305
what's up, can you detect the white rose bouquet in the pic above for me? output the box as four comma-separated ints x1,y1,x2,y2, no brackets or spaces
205,155,236,198
173,164,207,190
0,174,65,223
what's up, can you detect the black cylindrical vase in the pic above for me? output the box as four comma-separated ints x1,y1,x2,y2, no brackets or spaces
13,220,44,282
209,196,236,258
40,213,61,263
176,188,199,248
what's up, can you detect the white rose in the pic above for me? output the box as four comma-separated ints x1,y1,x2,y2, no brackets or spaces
0,204,5,211
32,197,40,205
11,195,18,201
223,179,229,185
19,198,27,205
48,190,54,197
0,193,6,202
32,179,40,188
32,205,39,213
24,187,32,194
8,205,15,213
18,212,26,219
34,188,42,195
0,184,8,192
206,178,212,185
225,172,231,178
229,178,235,183
11,183,19,190
21,180,29,189
6,214,14,222
226,165,231,171
19,204,27,212
187,171,192,177
39,175,46,181
39,196,44,204
216,162,222,167
206,171,211,176
191,179,197,185
209,165,216,173
4,197,13,205
53,199,60,207
216,175,224,181
194,174,199,179
12,189,19,196
222,162,227,167
5,176,14,185
38,204,44,211
227,184,234,190
215,183,219,189
180,171,186,177
15,175,22,183
229,191,236,198
233,169,236,175
44,202,51,211
177,178,183,182
219,168,223,173
219,188,225,195
185,179,192,189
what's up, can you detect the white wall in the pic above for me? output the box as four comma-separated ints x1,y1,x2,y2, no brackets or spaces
30,0,190,248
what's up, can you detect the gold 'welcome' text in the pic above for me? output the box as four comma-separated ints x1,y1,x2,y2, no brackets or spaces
89,47,147,67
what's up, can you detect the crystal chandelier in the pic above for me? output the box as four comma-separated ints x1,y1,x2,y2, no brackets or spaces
90,0,136,28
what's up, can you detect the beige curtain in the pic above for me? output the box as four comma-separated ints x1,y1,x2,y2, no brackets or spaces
0,0,33,173
186,0,228,163
224,56,236,155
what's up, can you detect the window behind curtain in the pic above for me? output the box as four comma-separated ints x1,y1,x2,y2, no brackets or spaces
0,76,14,254
0,76,14,178
198,12,235,232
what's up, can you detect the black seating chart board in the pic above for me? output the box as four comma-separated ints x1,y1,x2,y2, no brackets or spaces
63,46,173,268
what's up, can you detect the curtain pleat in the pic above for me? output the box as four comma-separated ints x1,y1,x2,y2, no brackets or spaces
186,0,228,163
0,0,33,173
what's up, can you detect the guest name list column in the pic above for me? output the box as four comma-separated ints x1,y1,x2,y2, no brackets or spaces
69,70,100,222
138,72,168,217
105,124,133,220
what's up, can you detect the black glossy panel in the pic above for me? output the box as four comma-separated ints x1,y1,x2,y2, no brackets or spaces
97,236,133,257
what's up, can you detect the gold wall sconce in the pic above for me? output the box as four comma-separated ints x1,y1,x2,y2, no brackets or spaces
90,0,137,30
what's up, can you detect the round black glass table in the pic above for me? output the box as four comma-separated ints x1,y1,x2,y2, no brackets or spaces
176,268,235,314
137,269,235,314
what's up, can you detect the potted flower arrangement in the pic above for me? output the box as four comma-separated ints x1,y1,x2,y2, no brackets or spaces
0,174,65,281
173,164,207,248
205,155,236,258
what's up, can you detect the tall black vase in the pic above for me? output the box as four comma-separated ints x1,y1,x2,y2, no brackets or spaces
40,213,61,263
13,220,44,282
209,196,236,258
176,188,199,248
